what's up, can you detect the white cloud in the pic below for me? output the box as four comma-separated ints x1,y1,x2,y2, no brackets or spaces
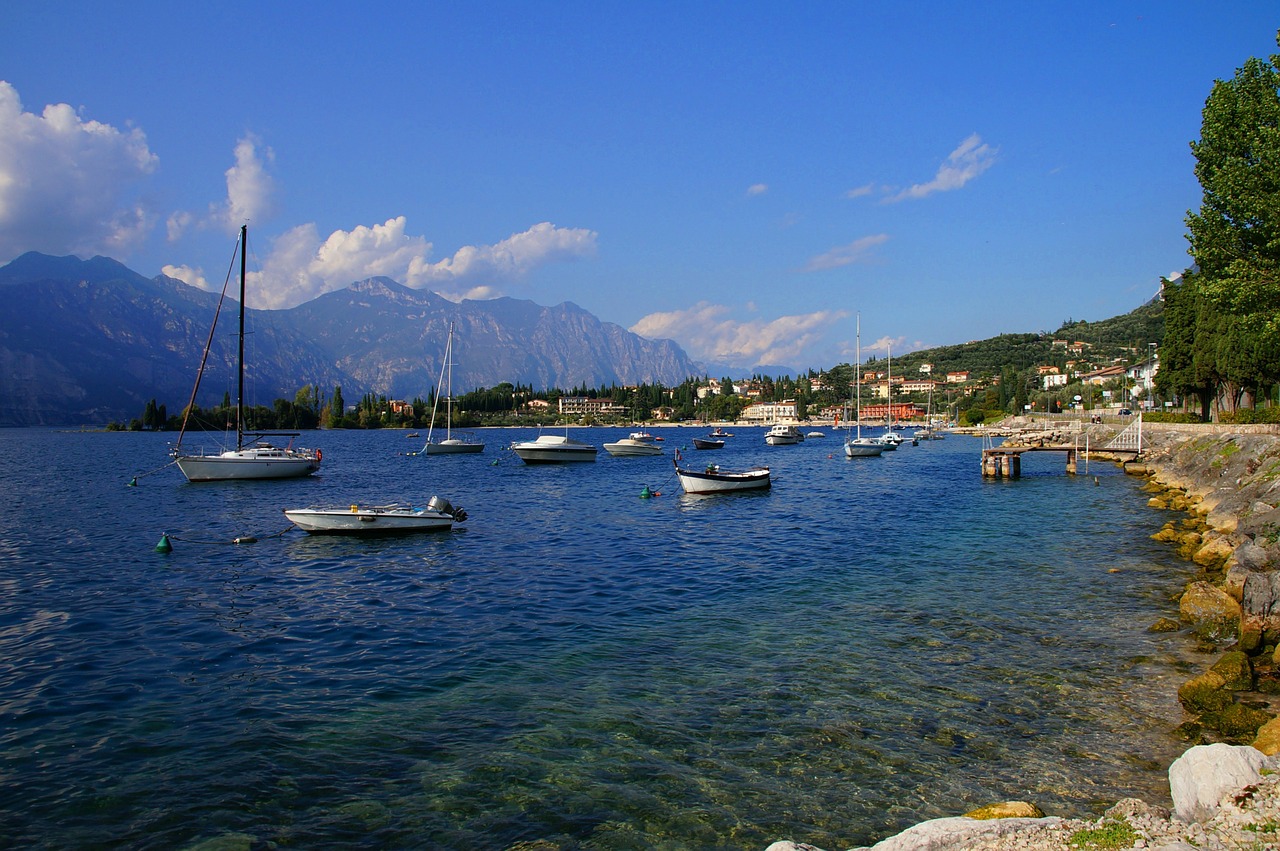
240,217,597,309
167,210,193,242
843,183,875,199
802,234,889,272
746,183,768,196
0,80,158,261
886,133,997,202
407,221,597,297
210,135,276,233
631,302,847,366
161,263,209,290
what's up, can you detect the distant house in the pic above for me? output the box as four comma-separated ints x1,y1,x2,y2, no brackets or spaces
741,400,798,422
860,402,926,422
389,399,415,416
900,379,937,393
1043,373,1068,390
945,371,970,384
1080,365,1126,386
558,396,627,416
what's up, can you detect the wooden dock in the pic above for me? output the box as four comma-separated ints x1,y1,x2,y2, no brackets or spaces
981,445,1078,478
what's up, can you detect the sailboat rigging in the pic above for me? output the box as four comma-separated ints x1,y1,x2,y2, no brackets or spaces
420,321,484,455
844,315,884,458
171,225,321,482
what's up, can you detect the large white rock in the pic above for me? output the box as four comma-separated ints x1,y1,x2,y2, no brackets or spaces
1168,743,1272,822
849,815,1062,850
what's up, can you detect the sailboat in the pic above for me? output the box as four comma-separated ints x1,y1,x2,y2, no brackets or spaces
844,315,885,458
878,343,902,450
172,225,322,482
421,322,484,454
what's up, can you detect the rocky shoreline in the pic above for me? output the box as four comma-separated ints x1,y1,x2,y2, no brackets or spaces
767,423,1280,851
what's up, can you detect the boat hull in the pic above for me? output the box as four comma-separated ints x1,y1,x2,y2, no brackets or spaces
423,440,485,455
603,439,663,456
692,438,724,450
674,463,771,494
844,439,885,458
175,449,320,482
512,434,598,463
513,448,599,463
284,506,455,534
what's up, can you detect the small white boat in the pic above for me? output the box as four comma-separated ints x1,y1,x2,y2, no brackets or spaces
806,431,826,439
878,430,904,451
764,424,804,445
284,497,466,535
674,460,770,494
603,432,664,456
708,428,732,438
511,433,598,463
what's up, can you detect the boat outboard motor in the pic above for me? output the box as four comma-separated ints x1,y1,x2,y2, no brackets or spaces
428,496,467,522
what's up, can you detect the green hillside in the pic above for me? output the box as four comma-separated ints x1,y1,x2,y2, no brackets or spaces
886,298,1164,379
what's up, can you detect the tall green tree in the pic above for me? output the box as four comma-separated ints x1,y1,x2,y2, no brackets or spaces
1185,32,1280,340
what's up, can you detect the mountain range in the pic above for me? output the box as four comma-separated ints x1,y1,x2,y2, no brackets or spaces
0,252,701,426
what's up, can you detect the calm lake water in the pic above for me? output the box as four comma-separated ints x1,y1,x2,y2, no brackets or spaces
0,425,1198,850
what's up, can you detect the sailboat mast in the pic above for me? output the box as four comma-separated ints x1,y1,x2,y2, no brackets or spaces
445,322,454,440
855,314,861,439
236,224,246,451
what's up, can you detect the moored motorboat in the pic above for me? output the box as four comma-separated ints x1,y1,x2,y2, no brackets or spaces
673,459,770,494
511,433,598,463
603,432,664,456
708,428,732,438
878,430,904,450
764,424,803,445
692,437,725,450
806,431,826,438
284,497,466,535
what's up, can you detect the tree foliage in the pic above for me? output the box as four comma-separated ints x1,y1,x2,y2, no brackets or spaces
1161,31,1280,415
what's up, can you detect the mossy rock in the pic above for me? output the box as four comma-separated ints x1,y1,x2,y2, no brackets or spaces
1172,720,1208,743
1178,670,1233,714
1209,702,1274,742
1193,535,1236,568
1152,525,1181,543
1254,715,1280,755
1211,651,1254,691
1148,617,1181,633
963,801,1045,820
1148,497,1169,510
1180,581,1241,643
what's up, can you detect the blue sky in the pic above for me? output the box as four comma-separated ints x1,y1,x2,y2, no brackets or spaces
1,2,1276,375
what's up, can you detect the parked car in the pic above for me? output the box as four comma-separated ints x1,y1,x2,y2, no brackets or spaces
1119,408,1132,416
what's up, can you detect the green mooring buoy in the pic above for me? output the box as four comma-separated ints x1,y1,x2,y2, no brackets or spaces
640,485,653,499
155,533,172,553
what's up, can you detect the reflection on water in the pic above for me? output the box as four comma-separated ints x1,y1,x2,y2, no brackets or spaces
0,427,1194,849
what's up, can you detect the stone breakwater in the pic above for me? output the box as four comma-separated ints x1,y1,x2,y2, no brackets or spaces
765,426,1280,851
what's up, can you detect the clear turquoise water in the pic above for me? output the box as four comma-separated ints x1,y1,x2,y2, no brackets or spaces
0,426,1195,849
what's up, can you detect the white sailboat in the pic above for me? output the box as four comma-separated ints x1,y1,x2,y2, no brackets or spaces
845,315,885,458
421,322,484,455
878,343,902,450
172,225,321,482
